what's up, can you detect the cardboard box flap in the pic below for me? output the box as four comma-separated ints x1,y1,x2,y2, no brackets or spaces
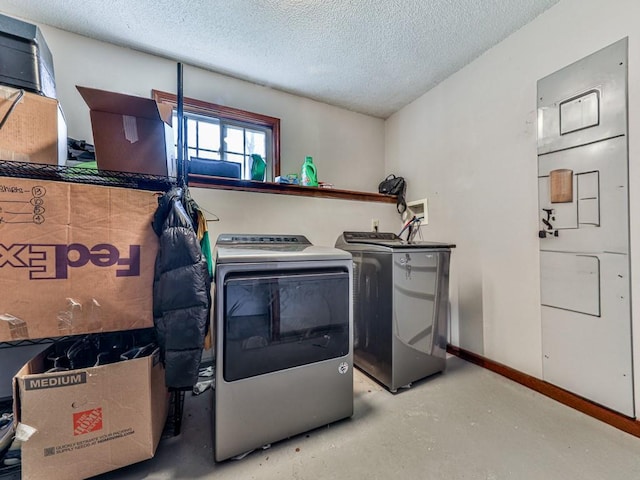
157,102,173,124
13,349,48,422
76,85,171,125
0,84,24,100
75,86,175,176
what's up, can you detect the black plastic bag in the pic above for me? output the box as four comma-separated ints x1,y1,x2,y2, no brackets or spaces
378,174,407,214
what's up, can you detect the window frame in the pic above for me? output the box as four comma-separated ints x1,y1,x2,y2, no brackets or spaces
151,90,395,204
152,89,281,179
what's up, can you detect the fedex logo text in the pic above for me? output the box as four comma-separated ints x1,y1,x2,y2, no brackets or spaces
0,243,141,279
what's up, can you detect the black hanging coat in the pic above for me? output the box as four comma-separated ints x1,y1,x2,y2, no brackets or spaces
152,187,211,389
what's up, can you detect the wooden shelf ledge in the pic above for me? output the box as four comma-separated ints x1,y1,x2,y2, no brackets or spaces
188,174,397,203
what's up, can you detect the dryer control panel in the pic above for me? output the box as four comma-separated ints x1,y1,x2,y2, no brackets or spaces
343,231,400,242
216,234,310,245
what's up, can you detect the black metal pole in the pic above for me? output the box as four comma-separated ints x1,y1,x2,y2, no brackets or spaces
177,62,185,186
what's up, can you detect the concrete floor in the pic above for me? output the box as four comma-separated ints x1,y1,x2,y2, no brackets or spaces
94,356,640,480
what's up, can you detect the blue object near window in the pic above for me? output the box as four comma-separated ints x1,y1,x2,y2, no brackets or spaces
189,158,241,179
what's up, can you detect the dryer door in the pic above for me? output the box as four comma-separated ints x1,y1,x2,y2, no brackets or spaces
222,268,350,382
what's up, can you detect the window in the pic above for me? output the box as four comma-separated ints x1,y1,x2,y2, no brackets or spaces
152,91,396,205
152,90,280,181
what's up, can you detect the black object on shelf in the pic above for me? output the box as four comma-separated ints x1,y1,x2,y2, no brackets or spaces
0,12,56,98
0,160,175,191
189,157,241,178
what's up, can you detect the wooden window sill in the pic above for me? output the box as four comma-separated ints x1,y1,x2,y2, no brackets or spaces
188,174,396,204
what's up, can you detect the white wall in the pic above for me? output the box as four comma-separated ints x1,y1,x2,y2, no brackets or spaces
386,0,640,412
8,21,399,246
190,188,398,247
36,24,387,194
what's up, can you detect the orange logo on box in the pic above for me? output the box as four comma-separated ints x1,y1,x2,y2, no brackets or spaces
73,408,103,436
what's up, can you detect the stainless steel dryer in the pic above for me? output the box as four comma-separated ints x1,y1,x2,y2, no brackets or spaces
336,232,454,392
213,234,353,461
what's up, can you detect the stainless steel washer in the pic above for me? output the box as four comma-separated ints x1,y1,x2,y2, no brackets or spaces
336,232,454,392
213,234,353,461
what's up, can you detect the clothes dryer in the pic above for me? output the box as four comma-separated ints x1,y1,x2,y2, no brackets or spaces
213,234,353,461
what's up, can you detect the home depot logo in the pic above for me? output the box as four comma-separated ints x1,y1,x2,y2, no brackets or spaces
0,243,141,279
73,408,103,436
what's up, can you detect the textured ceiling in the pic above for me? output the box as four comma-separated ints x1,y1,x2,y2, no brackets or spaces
0,0,558,118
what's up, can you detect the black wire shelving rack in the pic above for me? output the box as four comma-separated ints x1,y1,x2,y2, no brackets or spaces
0,160,176,192
0,158,183,456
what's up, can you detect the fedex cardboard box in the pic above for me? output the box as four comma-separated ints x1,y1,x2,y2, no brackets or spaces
77,85,176,177
13,345,169,480
0,176,159,342
0,85,66,165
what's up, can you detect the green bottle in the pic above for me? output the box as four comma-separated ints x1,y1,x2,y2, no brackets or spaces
300,156,318,187
250,154,266,181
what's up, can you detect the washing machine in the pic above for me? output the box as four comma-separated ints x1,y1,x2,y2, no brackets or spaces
335,232,454,392
213,234,353,461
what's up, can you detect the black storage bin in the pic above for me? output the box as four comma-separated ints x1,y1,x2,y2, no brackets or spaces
0,13,56,98
189,157,241,178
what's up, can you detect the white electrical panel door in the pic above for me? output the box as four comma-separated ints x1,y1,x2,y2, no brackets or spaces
537,38,634,417
538,136,628,253
537,40,627,155
540,252,601,317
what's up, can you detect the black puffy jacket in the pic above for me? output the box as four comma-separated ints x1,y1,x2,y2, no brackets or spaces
152,187,211,389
